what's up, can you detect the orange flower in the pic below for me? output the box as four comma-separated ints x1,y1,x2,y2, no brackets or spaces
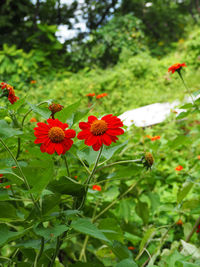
5,185,11,189
96,93,108,99
77,114,124,151
92,185,102,191
30,117,37,123
176,219,183,225
168,63,186,74
30,80,37,84
34,118,76,155
74,176,78,179
0,82,19,104
86,93,95,97
151,136,161,141
145,135,152,139
48,103,64,119
0,174,3,178
128,246,135,250
12,166,17,169
175,165,183,171
198,155,200,160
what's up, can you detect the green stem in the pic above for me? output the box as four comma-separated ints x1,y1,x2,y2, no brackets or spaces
0,138,41,215
34,237,44,267
97,159,142,172
48,236,60,267
93,177,142,222
77,154,91,175
21,101,47,128
178,72,198,110
186,215,200,242
16,137,21,159
63,154,70,177
77,146,103,210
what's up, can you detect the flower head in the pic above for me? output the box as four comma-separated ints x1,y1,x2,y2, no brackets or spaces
96,93,108,99
0,174,3,178
176,219,183,225
175,165,183,171
151,136,161,141
196,224,200,233
34,118,76,155
30,117,37,123
168,63,186,74
92,185,102,191
48,103,64,119
198,155,200,160
74,176,78,179
0,82,19,104
5,185,11,189
30,80,37,84
86,93,95,97
143,152,154,170
128,246,135,250
77,114,124,151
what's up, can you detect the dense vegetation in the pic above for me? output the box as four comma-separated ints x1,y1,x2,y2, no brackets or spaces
1,1,200,266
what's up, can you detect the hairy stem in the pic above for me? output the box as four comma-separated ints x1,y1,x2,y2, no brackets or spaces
63,154,70,177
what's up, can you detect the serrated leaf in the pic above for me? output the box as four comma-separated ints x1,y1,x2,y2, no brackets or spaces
177,182,193,204
27,103,51,119
55,100,81,122
135,201,149,225
111,241,131,260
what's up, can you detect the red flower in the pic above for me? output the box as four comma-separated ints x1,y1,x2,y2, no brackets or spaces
77,114,124,151
86,93,95,97
175,165,183,171
96,93,108,99
128,246,135,250
92,185,102,191
0,174,3,178
168,63,186,74
30,117,37,123
176,219,183,225
151,136,161,141
30,80,37,84
34,118,76,155
196,224,200,233
198,155,200,160
5,185,11,189
74,176,78,179
0,82,19,104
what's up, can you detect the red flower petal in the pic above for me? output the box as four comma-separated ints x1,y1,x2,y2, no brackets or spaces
77,130,91,140
79,122,90,130
65,129,76,138
88,115,98,124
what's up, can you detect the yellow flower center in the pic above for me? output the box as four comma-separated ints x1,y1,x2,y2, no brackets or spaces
48,127,65,143
90,120,108,136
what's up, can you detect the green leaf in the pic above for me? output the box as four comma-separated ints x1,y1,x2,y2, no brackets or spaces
102,141,128,160
177,182,193,204
0,120,22,138
0,224,26,246
69,262,104,267
71,218,111,243
55,100,81,122
116,258,138,267
9,97,26,111
0,202,19,221
135,201,149,225
111,241,131,260
119,199,132,224
98,218,124,242
48,176,84,196
34,224,68,239
138,227,155,256
27,103,51,119
168,135,190,149
77,147,99,166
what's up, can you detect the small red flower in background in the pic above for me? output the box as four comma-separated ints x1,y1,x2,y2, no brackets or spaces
145,135,152,139
12,166,17,169
96,93,108,99
74,176,78,179
0,174,3,178
5,185,11,189
198,155,200,160
30,117,37,123
168,63,186,74
151,136,161,141
86,93,95,97
176,219,183,225
175,165,183,171
128,246,135,250
34,118,76,155
0,82,19,104
30,80,37,84
92,185,101,191
77,114,124,151
196,224,200,233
